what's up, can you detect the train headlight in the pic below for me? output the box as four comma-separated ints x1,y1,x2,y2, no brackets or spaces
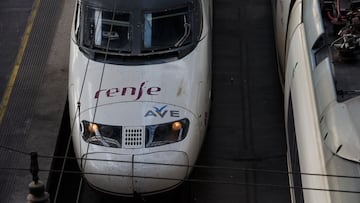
145,118,189,147
81,120,122,148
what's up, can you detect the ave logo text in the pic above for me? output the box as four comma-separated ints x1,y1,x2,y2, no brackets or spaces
144,105,180,118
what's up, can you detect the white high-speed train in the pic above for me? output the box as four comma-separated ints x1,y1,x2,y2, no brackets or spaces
68,0,212,196
272,0,360,202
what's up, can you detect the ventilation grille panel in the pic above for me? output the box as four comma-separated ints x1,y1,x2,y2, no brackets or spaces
122,126,145,149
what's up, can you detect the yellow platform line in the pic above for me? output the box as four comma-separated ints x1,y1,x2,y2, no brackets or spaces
0,0,41,125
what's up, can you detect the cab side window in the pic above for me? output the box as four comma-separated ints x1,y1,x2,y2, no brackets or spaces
73,3,80,41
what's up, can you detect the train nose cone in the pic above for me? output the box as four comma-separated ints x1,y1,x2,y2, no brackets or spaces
133,151,189,194
81,153,134,195
81,153,133,194
81,151,189,195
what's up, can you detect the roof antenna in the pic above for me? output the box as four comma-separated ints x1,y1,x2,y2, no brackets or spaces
27,152,50,203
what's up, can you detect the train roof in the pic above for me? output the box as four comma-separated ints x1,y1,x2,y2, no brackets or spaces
80,0,195,10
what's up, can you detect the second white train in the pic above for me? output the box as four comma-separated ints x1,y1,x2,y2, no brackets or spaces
272,0,360,202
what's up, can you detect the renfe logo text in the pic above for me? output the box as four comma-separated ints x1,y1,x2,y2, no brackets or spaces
94,81,161,100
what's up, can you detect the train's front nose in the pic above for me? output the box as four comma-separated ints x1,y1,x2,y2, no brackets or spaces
133,151,189,193
76,96,196,195
82,151,189,195
82,153,133,194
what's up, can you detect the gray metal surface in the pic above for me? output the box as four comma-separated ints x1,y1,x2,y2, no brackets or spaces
189,0,289,202
0,0,68,202
0,0,34,103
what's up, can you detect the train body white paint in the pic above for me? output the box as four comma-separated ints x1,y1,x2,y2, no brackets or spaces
68,0,212,196
272,0,360,202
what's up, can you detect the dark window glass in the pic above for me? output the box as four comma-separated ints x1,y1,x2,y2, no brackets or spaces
143,7,191,51
288,96,304,203
83,7,131,52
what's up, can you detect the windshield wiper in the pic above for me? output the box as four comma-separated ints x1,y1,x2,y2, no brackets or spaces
175,16,191,47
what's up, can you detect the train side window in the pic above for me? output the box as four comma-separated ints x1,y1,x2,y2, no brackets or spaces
287,96,305,203
312,34,328,66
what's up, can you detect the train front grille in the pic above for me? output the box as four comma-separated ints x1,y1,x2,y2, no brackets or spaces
122,126,145,149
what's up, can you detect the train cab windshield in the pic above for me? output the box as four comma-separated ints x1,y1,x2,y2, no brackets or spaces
83,9,131,53
76,0,202,64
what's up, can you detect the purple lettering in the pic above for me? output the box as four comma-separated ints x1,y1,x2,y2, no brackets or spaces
94,82,161,100
147,87,161,95
121,87,136,96
135,82,146,101
106,88,119,97
94,89,106,99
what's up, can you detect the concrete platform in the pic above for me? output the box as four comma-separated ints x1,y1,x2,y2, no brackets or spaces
0,0,72,202
0,0,34,100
